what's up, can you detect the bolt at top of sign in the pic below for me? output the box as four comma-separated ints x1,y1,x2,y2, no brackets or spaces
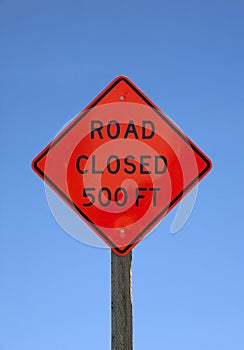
32,76,212,256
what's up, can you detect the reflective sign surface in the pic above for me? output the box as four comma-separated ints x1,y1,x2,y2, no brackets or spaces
32,76,212,256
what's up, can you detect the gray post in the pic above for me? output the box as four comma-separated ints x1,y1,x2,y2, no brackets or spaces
111,250,133,350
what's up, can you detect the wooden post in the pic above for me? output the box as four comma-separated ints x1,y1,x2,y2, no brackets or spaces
111,250,133,350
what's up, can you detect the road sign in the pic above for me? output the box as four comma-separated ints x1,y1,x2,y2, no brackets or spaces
32,76,212,256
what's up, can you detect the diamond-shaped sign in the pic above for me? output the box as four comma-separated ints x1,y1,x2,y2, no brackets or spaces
32,76,212,256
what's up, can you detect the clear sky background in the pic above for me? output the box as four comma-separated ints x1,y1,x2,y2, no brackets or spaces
1,0,244,349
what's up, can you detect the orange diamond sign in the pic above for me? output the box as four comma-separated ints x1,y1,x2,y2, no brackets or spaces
32,76,212,256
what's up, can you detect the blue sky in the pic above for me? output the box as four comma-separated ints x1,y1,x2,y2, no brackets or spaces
1,0,244,349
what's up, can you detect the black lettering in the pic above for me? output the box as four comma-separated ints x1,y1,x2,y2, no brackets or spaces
136,187,147,206
115,187,128,206
124,120,139,139
142,121,155,139
107,155,120,174
107,120,120,139
149,187,160,206
140,155,151,174
98,187,111,206
83,188,95,206
91,120,103,139
76,155,88,174
92,155,103,174
124,155,136,174
155,156,167,174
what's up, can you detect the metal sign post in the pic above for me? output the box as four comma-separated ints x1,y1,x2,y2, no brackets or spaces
111,250,133,350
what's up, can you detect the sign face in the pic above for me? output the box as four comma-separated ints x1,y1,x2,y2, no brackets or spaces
32,76,212,256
